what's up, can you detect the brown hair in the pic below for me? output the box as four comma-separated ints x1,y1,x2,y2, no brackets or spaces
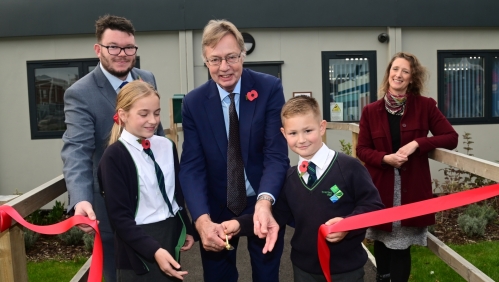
378,52,428,99
108,80,160,145
201,19,246,58
95,15,135,42
281,96,322,125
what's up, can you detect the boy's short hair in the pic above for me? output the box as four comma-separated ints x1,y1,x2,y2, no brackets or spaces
281,96,322,125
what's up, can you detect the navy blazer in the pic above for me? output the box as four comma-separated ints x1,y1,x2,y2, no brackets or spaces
179,69,289,222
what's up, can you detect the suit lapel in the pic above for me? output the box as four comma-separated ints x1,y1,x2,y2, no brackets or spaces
239,70,256,163
204,81,228,159
93,63,117,108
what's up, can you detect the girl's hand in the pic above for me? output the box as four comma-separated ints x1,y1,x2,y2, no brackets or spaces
154,248,188,280
181,234,195,251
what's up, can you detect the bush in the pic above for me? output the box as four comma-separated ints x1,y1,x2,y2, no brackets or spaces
83,233,94,252
45,201,65,225
24,229,40,250
458,214,487,236
57,227,84,246
457,204,498,237
464,204,498,222
339,139,352,156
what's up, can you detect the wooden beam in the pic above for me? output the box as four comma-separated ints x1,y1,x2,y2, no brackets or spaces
0,195,18,205
427,233,493,282
4,175,66,220
70,257,91,282
326,122,360,133
429,149,499,183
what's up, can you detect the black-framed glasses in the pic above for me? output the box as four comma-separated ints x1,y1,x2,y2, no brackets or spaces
206,52,242,66
98,44,138,56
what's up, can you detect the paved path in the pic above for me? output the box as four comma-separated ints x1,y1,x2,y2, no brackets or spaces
180,226,377,281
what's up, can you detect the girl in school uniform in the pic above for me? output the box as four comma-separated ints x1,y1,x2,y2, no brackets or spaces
98,80,194,281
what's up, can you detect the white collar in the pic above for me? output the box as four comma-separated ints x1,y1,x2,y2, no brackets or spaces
298,143,330,169
120,129,149,151
99,63,133,91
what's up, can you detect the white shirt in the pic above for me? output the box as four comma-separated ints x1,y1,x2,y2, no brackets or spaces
298,143,336,184
119,129,179,225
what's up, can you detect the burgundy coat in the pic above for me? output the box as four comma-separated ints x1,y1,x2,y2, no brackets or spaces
356,95,458,231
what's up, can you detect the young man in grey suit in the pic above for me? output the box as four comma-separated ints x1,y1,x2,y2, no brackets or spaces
61,15,163,282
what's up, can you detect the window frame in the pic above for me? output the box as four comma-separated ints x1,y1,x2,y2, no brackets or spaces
321,51,378,122
437,50,499,125
27,57,140,139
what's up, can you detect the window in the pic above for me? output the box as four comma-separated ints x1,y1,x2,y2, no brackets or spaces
438,51,499,125
27,58,140,139
321,51,377,122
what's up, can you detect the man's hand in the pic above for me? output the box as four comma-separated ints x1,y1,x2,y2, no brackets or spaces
154,248,188,280
181,235,195,251
324,217,348,243
253,199,273,238
253,199,280,253
195,214,226,252
74,201,98,234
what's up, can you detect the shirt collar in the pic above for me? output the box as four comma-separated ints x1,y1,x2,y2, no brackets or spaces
120,129,148,151
298,143,330,169
217,77,242,101
99,63,133,91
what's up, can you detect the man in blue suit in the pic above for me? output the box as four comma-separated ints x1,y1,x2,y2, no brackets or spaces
179,19,289,282
61,15,163,282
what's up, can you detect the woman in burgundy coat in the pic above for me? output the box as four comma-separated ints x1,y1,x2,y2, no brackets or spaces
356,52,458,282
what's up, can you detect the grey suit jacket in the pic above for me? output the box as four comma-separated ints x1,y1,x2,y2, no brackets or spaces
61,63,163,232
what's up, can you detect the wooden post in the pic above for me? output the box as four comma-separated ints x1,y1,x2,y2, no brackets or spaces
0,224,28,282
351,131,358,158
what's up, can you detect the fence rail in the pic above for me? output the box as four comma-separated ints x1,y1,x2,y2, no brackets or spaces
1,123,498,281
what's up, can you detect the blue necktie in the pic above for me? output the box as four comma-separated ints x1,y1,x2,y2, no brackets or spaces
227,93,247,215
119,81,128,89
307,162,317,187
142,146,174,215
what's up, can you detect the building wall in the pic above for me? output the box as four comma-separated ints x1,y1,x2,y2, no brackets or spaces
1,26,498,199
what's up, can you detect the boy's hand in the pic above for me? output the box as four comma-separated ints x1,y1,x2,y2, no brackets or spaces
154,248,188,280
221,220,241,237
325,217,348,243
181,234,195,251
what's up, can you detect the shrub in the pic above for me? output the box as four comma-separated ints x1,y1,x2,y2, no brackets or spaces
457,214,487,236
464,204,498,222
457,204,498,237
45,201,65,225
24,229,40,250
339,139,352,156
58,227,84,246
83,233,94,252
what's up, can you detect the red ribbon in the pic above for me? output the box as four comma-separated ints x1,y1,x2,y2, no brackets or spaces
0,205,102,282
318,183,499,282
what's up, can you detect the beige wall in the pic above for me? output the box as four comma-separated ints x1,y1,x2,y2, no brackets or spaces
1,26,498,202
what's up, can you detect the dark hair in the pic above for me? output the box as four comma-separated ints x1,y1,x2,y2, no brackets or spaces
95,15,135,42
378,52,428,98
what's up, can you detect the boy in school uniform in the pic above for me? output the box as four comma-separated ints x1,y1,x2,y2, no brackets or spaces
223,96,384,282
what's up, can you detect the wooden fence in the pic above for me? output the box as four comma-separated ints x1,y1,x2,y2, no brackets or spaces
1,122,498,281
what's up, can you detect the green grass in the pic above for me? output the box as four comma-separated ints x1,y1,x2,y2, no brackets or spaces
366,241,499,282
27,257,88,282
